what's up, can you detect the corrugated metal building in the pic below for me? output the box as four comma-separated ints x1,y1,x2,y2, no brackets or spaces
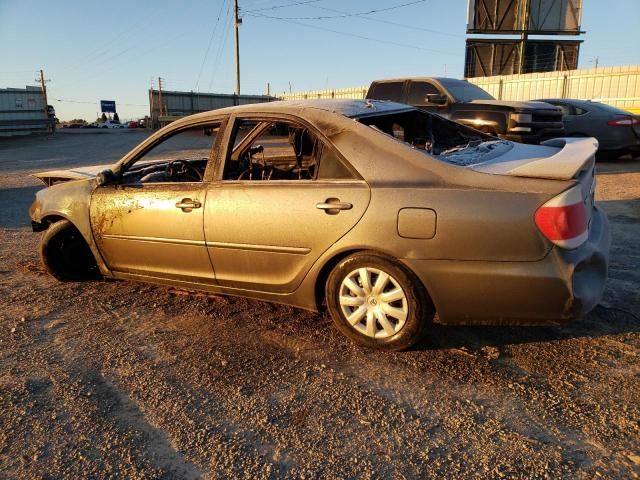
0,86,52,136
149,89,274,128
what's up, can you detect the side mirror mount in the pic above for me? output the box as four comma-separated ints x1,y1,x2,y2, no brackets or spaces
96,169,117,186
426,93,447,105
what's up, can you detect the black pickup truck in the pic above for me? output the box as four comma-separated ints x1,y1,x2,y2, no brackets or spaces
366,77,565,144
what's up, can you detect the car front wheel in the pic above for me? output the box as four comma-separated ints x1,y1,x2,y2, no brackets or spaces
326,253,433,351
40,220,100,281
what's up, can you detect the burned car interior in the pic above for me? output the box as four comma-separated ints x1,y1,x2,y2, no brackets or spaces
117,118,354,185
224,120,335,181
358,109,494,159
114,109,499,187
119,124,221,184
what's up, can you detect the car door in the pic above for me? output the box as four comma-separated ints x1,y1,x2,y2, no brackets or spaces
203,116,370,294
90,121,224,283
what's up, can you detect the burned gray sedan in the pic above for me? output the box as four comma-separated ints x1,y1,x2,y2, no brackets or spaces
29,100,610,350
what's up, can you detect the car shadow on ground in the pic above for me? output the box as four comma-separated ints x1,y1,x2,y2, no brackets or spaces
0,185,40,228
416,304,639,352
596,155,640,174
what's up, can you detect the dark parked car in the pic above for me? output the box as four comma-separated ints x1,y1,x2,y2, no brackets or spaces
29,100,609,351
534,99,640,160
366,77,565,144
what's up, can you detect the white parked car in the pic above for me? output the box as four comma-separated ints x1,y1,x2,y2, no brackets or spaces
98,120,125,129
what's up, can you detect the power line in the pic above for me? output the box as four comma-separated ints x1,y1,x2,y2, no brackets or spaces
246,11,458,56
243,0,324,13
195,0,228,91
54,28,198,91
245,0,427,20
60,5,170,74
207,2,234,92
282,0,464,39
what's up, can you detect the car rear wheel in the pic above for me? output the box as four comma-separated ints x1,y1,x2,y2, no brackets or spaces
326,253,433,351
40,220,100,281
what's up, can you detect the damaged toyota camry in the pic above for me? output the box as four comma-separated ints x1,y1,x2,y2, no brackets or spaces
29,100,610,350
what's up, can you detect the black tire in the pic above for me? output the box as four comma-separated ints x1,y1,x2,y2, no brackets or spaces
596,149,623,162
326,253,434,351
40,220,100,281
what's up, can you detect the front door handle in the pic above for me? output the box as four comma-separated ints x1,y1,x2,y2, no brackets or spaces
175,198,202,212
316,198,352,215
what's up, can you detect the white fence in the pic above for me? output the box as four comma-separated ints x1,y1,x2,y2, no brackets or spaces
280,87,368,101
469,65,640,112
279,65,640,113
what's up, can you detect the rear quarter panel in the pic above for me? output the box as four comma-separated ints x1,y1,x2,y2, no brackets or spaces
335,186,552,262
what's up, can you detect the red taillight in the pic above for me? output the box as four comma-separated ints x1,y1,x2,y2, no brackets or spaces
607,118,639,126
535,187,589,249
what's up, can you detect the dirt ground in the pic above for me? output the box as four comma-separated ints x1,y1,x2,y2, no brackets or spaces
0,130,639,479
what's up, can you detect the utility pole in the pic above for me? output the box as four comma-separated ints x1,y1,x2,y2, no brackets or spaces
37,69,49,114
234,0,241,95
158,77,164,117
36,69,51,132
149,78,155,126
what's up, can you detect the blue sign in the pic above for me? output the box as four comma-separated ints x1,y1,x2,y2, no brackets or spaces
100,100,116,113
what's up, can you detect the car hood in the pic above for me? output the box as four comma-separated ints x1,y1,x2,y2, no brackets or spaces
31,164,107,186
468,99,558,111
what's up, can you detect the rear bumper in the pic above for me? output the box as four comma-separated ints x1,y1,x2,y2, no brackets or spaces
596,128,640,152
403,206,610,325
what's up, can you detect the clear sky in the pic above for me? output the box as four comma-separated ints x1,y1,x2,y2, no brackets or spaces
2,0,639,121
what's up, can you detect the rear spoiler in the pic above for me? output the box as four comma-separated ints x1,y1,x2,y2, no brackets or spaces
471,137,598,180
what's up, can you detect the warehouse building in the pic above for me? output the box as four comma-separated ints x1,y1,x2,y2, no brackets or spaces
149,89,273,128
0,86,54,137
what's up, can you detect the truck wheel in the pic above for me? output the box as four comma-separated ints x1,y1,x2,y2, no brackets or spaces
40,220,100,281
326,253,433,351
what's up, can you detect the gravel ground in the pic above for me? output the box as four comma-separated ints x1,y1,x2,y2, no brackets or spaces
0,131,639,479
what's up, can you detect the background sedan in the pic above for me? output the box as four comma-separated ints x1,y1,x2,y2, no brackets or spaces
535,98,640,160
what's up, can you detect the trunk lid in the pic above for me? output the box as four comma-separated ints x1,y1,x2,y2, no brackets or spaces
469,137,598,181
467,137,597,243
438,136,598,242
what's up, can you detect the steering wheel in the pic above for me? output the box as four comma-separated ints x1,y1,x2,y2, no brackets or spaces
166,160,202,182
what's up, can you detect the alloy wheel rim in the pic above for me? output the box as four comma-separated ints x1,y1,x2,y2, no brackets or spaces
338,267,408,339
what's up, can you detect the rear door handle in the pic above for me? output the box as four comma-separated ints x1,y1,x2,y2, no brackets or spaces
316,198,352,215
175,198,202,212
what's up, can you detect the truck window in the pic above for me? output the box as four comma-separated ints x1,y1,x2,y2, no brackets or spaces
370,82,404,102
408,82,441,106
437,78,495,102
